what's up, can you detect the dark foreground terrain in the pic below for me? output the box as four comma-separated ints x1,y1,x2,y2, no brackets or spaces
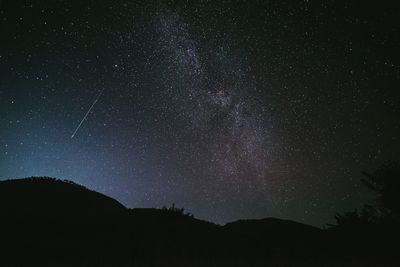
0,177,399,266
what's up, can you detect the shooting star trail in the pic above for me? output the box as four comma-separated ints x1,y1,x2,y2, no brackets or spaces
71,89,104,139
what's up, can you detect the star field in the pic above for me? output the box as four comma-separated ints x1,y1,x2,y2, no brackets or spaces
1,1,399,226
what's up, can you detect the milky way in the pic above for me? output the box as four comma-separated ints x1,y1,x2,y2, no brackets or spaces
1,1,399,226
154,10,276,184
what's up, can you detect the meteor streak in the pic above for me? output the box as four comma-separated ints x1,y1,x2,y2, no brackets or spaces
71,89,104,138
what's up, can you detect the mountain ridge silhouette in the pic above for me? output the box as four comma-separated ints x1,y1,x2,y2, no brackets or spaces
0,177,398,266
0,177,319,227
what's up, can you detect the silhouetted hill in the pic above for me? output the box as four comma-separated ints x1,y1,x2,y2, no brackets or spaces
219,218,324,262
225,217,321,236
0,177,127,224
224,217,322,246
0,177,399,266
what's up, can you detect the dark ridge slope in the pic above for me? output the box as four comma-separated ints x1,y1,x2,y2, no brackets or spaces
0,177,127,224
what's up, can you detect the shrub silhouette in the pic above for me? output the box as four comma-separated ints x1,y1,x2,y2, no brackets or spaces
162,203,194,217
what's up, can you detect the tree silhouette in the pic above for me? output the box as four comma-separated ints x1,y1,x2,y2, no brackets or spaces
362,161,400,221
329,205,378,230
331,161,400,229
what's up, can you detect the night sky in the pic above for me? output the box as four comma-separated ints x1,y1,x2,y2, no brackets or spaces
1,1,399,226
